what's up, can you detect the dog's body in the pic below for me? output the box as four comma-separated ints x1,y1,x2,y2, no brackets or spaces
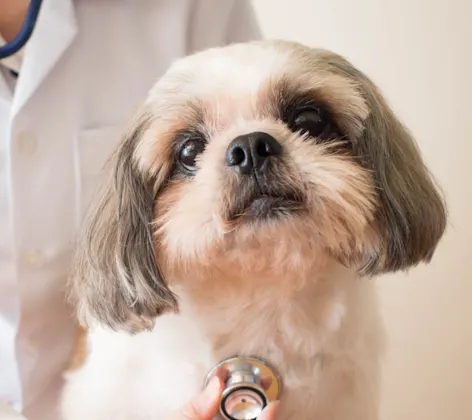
62,267,382,420
60,40,446,420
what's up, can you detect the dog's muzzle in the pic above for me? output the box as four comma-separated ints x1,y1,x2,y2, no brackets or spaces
205,356,283,420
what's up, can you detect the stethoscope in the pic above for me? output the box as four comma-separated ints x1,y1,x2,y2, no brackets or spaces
205,356,283,420
0,0,43,59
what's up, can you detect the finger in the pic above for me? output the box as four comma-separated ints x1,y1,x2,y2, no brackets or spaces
260,376,273,390
168,376,224,420
258,401,280,420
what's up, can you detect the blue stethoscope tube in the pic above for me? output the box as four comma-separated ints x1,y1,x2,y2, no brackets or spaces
0,0,44,59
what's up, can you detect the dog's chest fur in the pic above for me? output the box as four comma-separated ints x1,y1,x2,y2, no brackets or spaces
60,274,383,420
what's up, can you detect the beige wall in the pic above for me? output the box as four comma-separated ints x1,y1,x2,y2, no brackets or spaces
251,1,471,419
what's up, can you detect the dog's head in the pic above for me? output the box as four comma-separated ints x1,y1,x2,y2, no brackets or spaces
71,41,446,331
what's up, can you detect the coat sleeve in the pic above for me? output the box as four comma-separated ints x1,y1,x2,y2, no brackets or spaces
186,0,263,54
224,0,263,43
0,402,28,419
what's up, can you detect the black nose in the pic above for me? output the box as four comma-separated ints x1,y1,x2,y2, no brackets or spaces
225,132,282,175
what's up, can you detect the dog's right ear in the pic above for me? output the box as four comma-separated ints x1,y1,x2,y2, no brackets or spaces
70,106,177,333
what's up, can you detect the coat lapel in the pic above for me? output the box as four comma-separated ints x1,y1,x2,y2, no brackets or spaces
12,0,77,116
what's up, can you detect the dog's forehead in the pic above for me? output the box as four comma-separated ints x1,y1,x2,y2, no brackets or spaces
161,43,295,98
143,42,369,137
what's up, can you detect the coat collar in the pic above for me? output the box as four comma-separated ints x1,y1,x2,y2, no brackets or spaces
11,0,77,116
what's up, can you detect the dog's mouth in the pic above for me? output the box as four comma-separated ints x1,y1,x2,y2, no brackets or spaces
243,193,303,220
225,166,305,222
228,188,304,222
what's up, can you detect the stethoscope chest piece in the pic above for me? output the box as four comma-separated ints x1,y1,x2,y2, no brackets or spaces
205,356,282,420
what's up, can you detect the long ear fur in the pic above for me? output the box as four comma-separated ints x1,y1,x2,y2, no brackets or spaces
359,90,447,274
324,52,447,274
70,108,177,332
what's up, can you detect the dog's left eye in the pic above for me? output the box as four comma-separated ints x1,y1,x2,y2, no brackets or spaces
289,107,334,140
178,138,205,172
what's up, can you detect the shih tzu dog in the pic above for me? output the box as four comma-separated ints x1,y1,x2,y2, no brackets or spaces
60,40,446,420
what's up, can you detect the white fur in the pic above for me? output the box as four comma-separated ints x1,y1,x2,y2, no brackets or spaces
61,267,384,420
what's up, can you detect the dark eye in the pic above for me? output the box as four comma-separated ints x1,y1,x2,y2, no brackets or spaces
289,107,333,140
178,138,205,172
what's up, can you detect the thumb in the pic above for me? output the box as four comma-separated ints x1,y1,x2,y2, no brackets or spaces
257,401,281,420
168,376,223,420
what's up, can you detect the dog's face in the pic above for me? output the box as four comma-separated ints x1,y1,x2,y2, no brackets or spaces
72,41,446,331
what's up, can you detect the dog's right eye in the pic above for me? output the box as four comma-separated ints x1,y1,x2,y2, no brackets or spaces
178,138,205,173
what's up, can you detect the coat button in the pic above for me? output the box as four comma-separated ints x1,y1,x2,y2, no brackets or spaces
21,250,46,268
15,131,38,156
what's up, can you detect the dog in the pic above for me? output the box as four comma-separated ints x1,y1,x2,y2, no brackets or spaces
60,40,446,420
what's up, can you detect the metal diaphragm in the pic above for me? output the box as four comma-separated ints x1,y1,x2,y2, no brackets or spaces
205,356,282,420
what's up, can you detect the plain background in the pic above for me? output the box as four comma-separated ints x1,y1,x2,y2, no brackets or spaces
252,1,471,419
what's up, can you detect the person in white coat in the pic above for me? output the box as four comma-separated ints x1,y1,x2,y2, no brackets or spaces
0,1,262,419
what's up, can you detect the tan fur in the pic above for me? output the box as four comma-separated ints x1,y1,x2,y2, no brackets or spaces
63,40,447,420
68,326,89,372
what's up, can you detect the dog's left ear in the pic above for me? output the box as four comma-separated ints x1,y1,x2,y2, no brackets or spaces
354,76,447,275
70,107,177,332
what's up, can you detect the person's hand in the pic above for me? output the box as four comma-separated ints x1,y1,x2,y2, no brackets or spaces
167,375,280,420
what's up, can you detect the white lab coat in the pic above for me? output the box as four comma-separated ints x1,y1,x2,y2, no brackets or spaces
0,0,261,418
